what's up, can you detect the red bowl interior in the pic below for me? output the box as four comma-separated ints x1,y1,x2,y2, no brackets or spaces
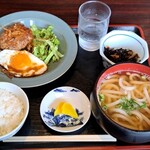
96,63,150,90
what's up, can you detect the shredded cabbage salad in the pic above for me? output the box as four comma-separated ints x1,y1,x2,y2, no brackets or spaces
31,25,63,65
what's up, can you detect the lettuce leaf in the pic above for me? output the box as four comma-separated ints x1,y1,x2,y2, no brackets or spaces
31,25,63,65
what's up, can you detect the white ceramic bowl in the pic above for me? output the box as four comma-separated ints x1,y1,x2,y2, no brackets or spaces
99,30,149,68
40,86,91,133
0,82,29,141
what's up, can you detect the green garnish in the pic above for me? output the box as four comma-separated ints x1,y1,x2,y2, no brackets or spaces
118,97,146,114
98,94,105,102
31,24,63,65
98,94,108,111
102,105,108,111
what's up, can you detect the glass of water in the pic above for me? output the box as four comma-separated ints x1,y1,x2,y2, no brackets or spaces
78,1,111,51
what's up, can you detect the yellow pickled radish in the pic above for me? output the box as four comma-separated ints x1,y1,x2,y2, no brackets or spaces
54,101,65,116
62,102,78,119
54,102,78,119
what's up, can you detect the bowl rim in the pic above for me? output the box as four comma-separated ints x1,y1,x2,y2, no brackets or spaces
93,62,150,132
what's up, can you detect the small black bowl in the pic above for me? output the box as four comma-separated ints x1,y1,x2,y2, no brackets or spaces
90,62,150,144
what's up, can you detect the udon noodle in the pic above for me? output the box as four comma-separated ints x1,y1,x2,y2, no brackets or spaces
98,72,150,130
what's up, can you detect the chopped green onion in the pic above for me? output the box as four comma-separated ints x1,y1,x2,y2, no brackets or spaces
99,94,105,102
118,97,147,114
102,105,108,111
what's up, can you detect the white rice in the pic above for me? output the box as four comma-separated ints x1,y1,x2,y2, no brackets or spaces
0,89,25,136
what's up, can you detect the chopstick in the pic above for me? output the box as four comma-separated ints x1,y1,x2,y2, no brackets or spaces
3,135,116,142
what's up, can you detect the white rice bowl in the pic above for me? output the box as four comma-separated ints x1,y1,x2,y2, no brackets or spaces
0,82,29,141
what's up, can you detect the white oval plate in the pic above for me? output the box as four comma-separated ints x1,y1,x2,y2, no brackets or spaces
0,11,77,88
40,86,91,133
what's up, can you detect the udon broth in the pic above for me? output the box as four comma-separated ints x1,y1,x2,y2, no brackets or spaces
98,71,150,130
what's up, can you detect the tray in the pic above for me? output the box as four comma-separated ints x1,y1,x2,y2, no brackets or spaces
0,25,150,149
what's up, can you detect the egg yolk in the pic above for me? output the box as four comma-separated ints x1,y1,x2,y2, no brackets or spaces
9,51,33,70
54,102,78,119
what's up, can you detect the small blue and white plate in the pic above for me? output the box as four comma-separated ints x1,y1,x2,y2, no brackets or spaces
40,86,91,133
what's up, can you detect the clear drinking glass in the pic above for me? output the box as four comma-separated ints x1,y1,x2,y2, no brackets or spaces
78,1,111,51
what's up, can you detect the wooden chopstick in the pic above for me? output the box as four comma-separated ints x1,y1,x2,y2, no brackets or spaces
3,135,116,142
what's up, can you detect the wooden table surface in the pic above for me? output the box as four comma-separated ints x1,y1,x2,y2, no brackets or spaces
0,0,150,44
0,0,150,149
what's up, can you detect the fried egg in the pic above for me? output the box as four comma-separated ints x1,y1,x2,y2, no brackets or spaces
0,49,47,77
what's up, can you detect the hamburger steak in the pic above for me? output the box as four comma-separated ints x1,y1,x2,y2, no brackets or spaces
0,23,33,51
